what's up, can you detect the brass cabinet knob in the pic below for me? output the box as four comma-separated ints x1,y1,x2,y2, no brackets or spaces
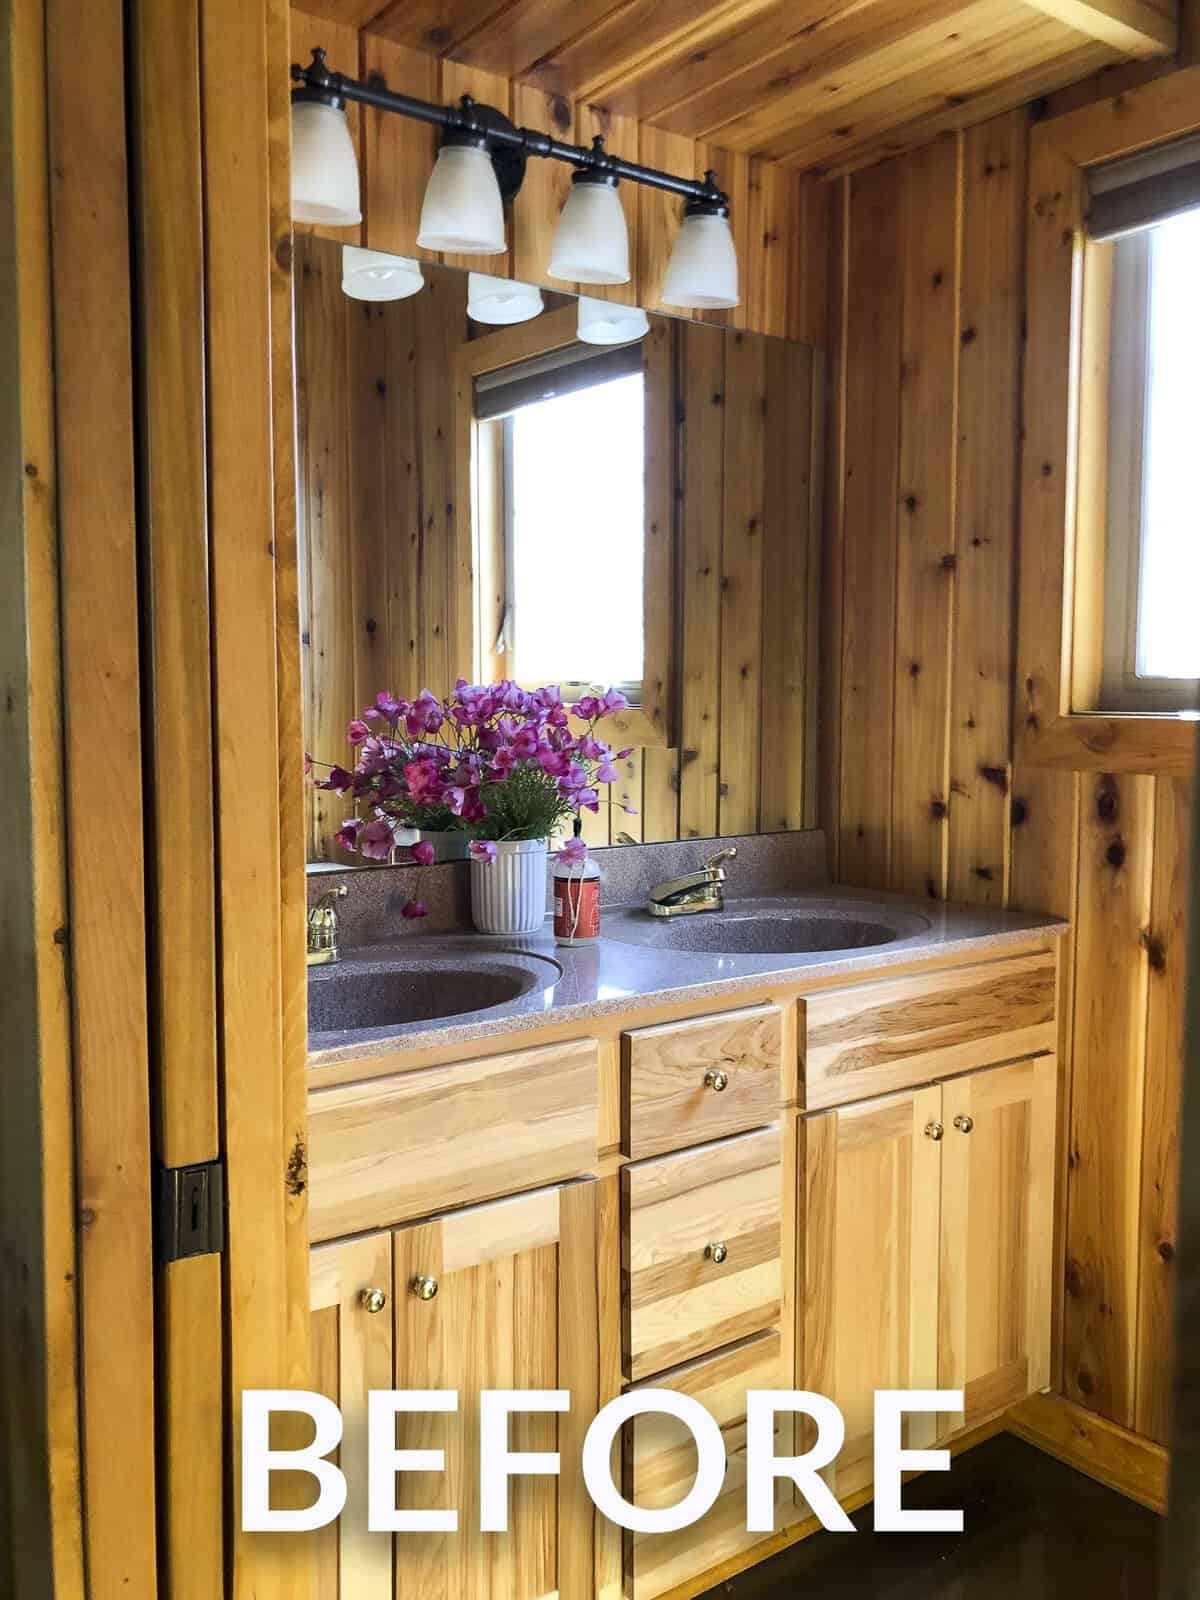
410,1274,439,1301
924,1121,944,1142
704,1069,729,1093
953,1113,974,1134
705,1241,728,1264
360,1286,387,1314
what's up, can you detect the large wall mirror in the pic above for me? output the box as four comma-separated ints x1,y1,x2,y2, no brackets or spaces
297,236,823,863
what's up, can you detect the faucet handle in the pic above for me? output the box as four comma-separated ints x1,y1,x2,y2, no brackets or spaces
702,846,737,874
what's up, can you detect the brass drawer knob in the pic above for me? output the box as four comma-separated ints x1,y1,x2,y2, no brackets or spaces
705,1241,728,1264
953,1114,974,1134
704,1069,729,1093
410,1274,439,1301
360,1286,387,1314
924,1121,944,1142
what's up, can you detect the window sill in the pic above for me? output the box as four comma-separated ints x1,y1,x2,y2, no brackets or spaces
1016,712,1197,776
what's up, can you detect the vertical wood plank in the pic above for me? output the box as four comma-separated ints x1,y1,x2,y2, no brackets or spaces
345,296,391,710
891,136,959,901
760,340,816,833
637,124,694,316
296,236,355,856
744,157,798,340
717,330,766,835
362,36,439,260
129,0,225,1587
200,4,307,1595
385,290,423,691
1010,763,1079,1396
414,265,464,690
677,319,725,839
820,177,848,877
788,173,831,347
269,0,316,1445
948,111,1026,907
641,313,676,751
46,2,159,1593
1064,771,1155,1427
839,162,901,889
1135,776,1194,1444
0,0,85,1589
512,83,574,290
1014,132,1083,747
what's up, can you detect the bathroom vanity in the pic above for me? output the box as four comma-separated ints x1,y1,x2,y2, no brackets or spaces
304,845,1065,1600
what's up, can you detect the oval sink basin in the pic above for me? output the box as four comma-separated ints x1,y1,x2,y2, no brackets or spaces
308,948,561,1040
602,898,929,956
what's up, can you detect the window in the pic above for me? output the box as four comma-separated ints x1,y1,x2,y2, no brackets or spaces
1084,142,1200,714
474,342,646,702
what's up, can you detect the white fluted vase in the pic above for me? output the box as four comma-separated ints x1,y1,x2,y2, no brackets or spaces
470,839,548,935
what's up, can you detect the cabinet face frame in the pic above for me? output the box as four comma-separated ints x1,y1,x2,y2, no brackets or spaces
310,1231,395,1599
1018,64,1200,776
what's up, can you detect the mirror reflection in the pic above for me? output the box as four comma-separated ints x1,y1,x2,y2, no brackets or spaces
297,238,823,864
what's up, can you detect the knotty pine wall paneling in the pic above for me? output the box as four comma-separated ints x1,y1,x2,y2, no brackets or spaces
825,102,1194,1454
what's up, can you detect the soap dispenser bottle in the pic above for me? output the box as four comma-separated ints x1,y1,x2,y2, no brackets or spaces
553,822,601,946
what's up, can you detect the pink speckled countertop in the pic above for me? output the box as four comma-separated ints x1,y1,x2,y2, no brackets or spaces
307,883,1066,1070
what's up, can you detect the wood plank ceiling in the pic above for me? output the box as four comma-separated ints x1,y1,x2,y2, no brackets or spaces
296,0,1176,173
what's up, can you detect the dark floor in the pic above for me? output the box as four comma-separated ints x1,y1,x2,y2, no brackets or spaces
701,1435,1160,1599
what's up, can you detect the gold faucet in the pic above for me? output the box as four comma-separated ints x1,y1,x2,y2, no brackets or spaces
647,847,737,918
307,885,348,965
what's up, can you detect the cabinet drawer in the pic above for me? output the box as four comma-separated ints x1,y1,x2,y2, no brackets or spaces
802,950,1056,1111
623,1127,781,1379
622,1005,784,1159
624,1331,789,1600
307,1039,599,1241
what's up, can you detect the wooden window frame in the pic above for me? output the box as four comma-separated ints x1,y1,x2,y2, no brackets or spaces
456,303,675,749
1017,66,1200,777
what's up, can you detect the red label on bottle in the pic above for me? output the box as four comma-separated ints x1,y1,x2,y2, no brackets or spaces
554,874,600,942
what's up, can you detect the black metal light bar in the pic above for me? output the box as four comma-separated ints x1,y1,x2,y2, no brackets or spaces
291,48,729,210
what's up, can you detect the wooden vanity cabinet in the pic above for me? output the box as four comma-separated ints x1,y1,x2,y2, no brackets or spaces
308,1182,601,1600
802,1054,1057,1506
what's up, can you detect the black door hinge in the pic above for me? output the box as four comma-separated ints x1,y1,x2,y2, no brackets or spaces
154,1158,226,1265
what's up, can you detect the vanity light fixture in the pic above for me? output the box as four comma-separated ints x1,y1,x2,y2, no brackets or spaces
661,192,740,310
291,56,361,226
417,129,509,254
467,272,544,325
576,294,650,345
290,49,737,293
548,156,630,285
341,245,424,300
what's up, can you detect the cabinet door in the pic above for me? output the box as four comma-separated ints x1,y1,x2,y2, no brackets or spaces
803,1086,942,1502
392,1181,599,1600
939,1055,1056,1429
309,1231,395,1600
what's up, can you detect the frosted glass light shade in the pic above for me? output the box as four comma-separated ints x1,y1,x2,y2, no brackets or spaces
291,101,361,226
342,246,424,301
548,178,630,284
662,210,739,310
417,144,506,255
577,295,649,345
467,273,544,325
